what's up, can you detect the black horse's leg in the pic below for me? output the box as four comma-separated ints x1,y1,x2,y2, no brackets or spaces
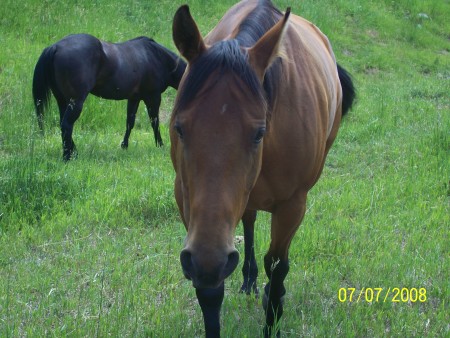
144,93,163,147
262,193,307,338
196,283,224,338
55,96,67,131
121,99,140,149
240,209,259,295
60,97,85,161
53,88,69,130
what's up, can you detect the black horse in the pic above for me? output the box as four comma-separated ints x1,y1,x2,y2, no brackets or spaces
33,33,186,160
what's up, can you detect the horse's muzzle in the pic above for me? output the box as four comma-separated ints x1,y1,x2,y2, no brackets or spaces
180,248,239,289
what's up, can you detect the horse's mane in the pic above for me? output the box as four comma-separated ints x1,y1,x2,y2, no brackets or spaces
175,0,283,115
235,0,282,47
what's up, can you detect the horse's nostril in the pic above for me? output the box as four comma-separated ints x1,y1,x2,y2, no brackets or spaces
224,250,239,279
180,249,193,280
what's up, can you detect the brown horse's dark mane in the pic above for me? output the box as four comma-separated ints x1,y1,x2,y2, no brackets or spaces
174,0,283,116
235,0,282,47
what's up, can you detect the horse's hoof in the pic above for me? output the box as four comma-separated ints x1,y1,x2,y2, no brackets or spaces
121,142,128,149
63,153,75,161
240,283,259,297
263,325,281,338
63,151,73,161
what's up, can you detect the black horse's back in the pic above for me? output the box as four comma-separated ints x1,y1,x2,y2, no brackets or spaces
103,36,186,93
337,63,356,116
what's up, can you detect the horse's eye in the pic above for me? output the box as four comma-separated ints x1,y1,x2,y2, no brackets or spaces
254,127,266,144
174,124,184,139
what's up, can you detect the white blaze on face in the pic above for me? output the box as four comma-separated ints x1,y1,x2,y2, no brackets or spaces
221,104,228,114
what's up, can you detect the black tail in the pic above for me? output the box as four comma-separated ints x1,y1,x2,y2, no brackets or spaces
337,63,356,116
32,46,55,132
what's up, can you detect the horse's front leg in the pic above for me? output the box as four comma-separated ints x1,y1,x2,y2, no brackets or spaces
144,93,163,147
240,209,259,295
196,283,224,338
121,99,139,149
263,192,307,338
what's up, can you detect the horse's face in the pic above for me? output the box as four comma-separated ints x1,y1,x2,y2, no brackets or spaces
171,5,288,289
171,72,266,288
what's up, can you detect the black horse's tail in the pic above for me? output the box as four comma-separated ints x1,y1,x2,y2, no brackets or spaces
32,46,56,132
337,63,356,116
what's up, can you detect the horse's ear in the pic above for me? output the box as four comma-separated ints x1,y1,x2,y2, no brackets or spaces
173,5,206,63
248,8,291,81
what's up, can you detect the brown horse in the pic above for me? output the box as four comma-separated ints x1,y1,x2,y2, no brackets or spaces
170,1,355,336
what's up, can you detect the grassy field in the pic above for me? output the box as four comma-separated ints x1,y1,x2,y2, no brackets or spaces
0,0,448,336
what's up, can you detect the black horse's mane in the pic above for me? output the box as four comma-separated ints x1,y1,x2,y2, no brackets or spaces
175,0,283,113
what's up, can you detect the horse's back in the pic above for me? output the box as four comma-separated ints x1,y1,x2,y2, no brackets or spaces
108,37,162,80
95,37,174,99
205,1,259,42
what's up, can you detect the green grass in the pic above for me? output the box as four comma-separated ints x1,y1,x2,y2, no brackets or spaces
1,0,449,336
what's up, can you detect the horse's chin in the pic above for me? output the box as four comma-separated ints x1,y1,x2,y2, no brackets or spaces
190,277,224,290
182,271,192,281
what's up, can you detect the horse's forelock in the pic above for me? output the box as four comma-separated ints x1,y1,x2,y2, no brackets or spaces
175,39,266,112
